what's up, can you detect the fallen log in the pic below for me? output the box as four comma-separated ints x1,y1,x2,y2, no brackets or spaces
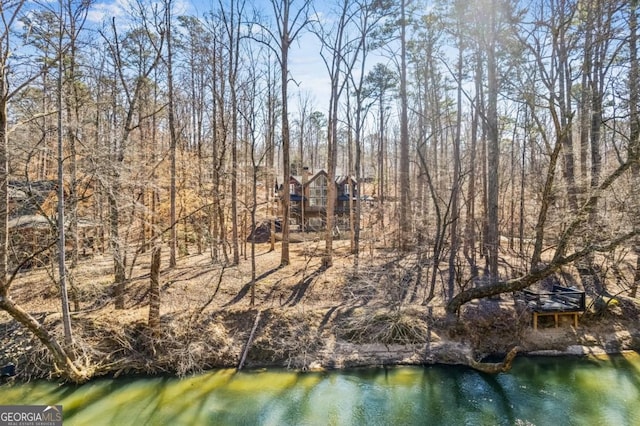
238,311,261,370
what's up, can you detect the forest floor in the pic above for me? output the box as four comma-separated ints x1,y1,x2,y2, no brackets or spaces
1,234,640,381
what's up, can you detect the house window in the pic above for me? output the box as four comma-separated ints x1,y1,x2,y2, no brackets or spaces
309,175,328,207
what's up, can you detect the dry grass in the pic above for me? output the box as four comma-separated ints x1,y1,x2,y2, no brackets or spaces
249,308,325,369
1,236,640,380
337,307,430,345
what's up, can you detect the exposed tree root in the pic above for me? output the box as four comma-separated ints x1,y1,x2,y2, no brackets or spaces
467,346,520,374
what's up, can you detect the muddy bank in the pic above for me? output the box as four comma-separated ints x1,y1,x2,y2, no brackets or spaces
2,300,639,382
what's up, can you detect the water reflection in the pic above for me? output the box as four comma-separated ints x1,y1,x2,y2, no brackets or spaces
1,354,639,425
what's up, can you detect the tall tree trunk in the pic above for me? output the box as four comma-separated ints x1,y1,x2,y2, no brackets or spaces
352,65,367,268
448,35,463,300
210,37,221,262
508,109,519,250
530,125,563,269
65,6,80,271
377,96,385,229
151,68,159,253
266,58,277,253
324,108,337,268
556,0,579,212
346,90,355,254
398,0,411,250
354,117,362,265
110,53,126,309
579,18,592,195
464,51,482,273
225,0,243,266
56,6,73,344
578,1,611,296
270,0,310,266
519,103,528,258
280,46,291,266
279,6,292,267
486,0,500,281
629,0,640,298
166,0,178,268
322,0,351,268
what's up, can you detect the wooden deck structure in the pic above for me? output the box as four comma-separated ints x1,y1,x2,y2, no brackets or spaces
520,285,586,330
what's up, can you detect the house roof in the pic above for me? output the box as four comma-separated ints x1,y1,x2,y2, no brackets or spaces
8,214,99,230
9,187,28,201
335,175,357,185
8,180,57,218
287,170,357,189
307,170,328,185
8,215,51,229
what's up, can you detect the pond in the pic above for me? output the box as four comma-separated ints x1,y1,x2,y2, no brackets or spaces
1,353,639,425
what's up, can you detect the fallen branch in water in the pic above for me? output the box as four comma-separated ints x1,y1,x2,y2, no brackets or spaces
467,346,520,374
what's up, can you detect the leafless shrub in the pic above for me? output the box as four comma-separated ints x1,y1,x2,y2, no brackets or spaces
156,319,232,377
456,301,526,355
341,272,379,304
337,307,428,345
249,309,323,369
342,258,419,306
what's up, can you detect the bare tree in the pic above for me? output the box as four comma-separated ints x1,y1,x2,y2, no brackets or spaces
0,0,88,382
164,0,178,268
447,0,637,313
447,157,640,314
100,5,164,309
218,0,247,266
345,0,390,266
203,14,228,263
315,0,359,268
238,48,268,305
55,0,72,346
485,0,500,281
259,0,313,266
447,1,465,300
578,0,626,295
364,63,397,233
630,0,640,298
398,0,411,250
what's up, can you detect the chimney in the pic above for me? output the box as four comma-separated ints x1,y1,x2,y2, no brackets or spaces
302,166,310,184
301,167,310,202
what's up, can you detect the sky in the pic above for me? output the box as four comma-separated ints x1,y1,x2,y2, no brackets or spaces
86,0,334,113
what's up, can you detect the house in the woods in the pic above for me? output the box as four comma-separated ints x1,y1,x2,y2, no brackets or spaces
8,180,101,268
278,168,358,231
9,180,59,268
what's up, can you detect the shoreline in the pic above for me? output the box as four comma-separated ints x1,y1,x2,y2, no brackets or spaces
2,302,639,383
2,346,638,385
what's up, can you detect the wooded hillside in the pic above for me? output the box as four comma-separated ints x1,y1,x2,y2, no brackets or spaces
1,0,639,381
